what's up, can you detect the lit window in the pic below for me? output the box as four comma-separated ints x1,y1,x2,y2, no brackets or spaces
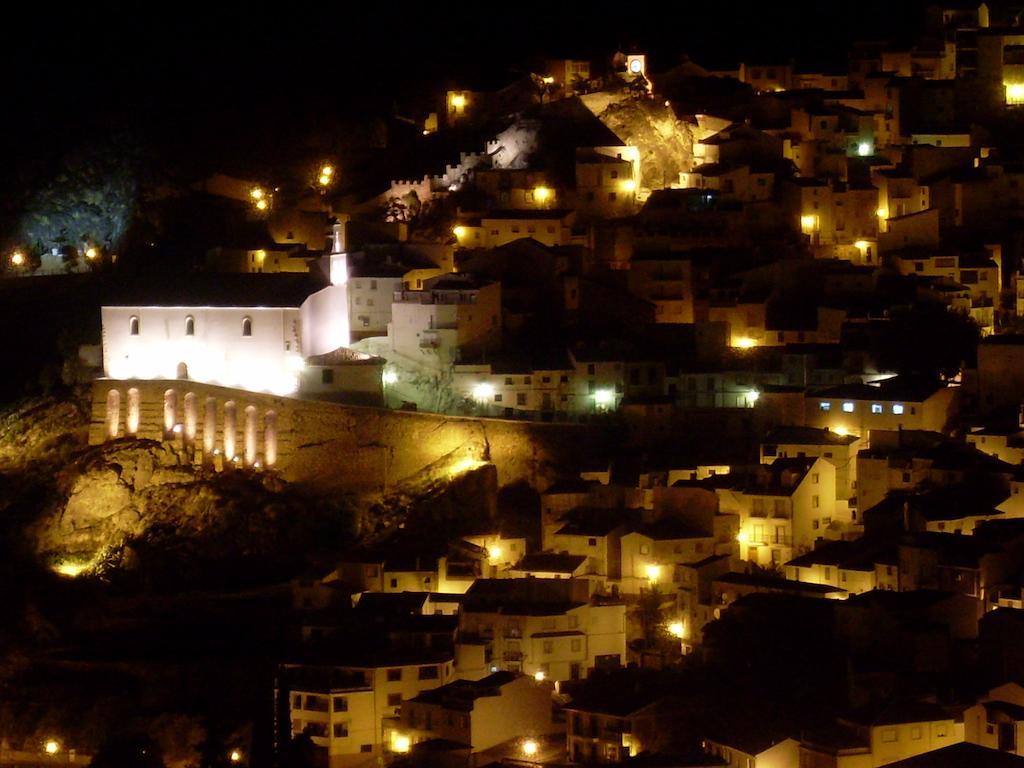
842,402,855,413
892,403,905,415
819,402,831,412
871,403,883,414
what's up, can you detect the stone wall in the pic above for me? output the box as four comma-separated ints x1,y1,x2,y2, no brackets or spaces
90,380,610,493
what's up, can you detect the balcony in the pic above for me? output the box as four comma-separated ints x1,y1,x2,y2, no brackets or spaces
503,650,524,661
503,627,523,639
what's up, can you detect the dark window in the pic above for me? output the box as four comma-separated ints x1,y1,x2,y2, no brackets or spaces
387,693,402,707
322,369,335,385
185,316,195,336
242,317,253,336
360,745,372,753
387,668,402,682
333,723,349,738
129,316,140,335
418,665,439,680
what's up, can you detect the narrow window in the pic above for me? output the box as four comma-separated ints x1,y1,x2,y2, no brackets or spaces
185,315,195,336
242,316,253,337
129,315,139,336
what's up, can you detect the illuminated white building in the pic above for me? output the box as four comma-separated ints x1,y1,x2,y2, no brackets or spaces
101,225,366,399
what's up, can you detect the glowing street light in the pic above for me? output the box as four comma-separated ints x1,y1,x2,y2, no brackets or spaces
472,382,495,403
733,336,757,349
382,370,398,385
44,741,59,755
668,621,685,639
534,670,546,682
736,530,750,544
857,141,872,157
876,207,889,219
522,739,539,757
488,545,503,561
250,187,264,201
229,749,243,764
533,186,553,204
255,199,268,211
11,250,25,267
452,225,467,240
620,179,637,194
644,563,662,583
85,246,99,260
542,76,554,84
593,389,615,409
451,94,466,109
392,735,411,754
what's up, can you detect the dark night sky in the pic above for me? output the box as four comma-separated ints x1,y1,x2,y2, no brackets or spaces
6,2,932,136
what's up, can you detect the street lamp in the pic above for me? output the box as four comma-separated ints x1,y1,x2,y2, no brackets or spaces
44,740,59,755
522,739,539,757
11,250,25,267
229,748,243,764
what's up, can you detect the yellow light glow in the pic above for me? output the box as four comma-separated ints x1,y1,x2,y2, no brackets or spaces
857,142,872,157
736,530,750,544
44,741,59,755
620,179,637,193
668,621,685,639
382,370,398,385
876,207,888,219
746,390,760,405
11,251,24,267
854,240,869,252
733,336,757,349
522,740,539,757
321,164,334,177
488,545,502,561
533,186,552,203
833,425,849,437
453,225,467,239
542,76,554,84
472,382,495,402
593,389,615,408
229,749,243,763
1006,82,1024,104
393,735,411,754
85,247,98,260
451,94,466,108
54,561,90,577
318,174,331,186
534,670,546,681
255,199,268,211
250,187,264,200
644,563,662,582
448,458,487,477
800,214,817,233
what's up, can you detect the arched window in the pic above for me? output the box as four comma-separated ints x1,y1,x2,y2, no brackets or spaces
203,397,217,457
183,392,198,444
264,411,278,467
244,405,258,466
185,315,195,336
129,316,140,336
105,390,120,439
242,316,253,337
163,389,178,439
126,388,140,435
223,401,237,461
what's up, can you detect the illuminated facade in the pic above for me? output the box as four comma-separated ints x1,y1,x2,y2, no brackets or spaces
101,229,353,398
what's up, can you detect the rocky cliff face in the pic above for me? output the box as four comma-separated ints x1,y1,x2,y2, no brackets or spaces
581,93,696,188
0,397,356,587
